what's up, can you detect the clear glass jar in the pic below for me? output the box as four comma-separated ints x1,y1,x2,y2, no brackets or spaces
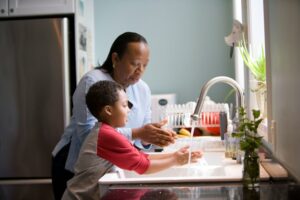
243,150,260,189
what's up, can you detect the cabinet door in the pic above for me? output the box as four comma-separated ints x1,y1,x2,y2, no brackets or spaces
0,0,8,16
8,0,75,16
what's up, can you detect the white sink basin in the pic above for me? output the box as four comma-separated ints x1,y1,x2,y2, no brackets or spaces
121,165,225,179
99,152,269,185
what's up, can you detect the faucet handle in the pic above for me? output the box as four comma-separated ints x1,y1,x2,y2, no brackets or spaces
191,114,200,121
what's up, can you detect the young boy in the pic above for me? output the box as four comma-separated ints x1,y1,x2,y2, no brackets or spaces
62,80,202,200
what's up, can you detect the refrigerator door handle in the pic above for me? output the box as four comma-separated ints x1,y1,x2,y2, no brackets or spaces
0,178,52,185
61,18,71,127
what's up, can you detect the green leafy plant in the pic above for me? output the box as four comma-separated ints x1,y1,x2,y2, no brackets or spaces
233,107,263,188
224,38,266,102
239,36,268,119
239,35,266,84
233,107,263,151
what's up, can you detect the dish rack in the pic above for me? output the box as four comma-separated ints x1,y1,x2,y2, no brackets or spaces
161,97,230,135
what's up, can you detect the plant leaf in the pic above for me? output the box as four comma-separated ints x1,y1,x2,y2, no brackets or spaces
238,35,266,82
252,109,260,119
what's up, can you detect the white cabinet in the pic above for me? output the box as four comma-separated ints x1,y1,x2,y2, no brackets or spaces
0,0,8,16
0,0,75,17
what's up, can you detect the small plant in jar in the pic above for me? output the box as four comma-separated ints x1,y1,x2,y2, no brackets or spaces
233,107,263,189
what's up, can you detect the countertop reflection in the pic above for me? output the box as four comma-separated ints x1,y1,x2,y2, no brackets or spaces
100,181,300,200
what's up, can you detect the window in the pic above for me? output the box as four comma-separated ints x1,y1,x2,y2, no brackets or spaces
234,1,270,144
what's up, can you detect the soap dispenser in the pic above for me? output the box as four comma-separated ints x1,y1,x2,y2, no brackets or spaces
224,120,233,158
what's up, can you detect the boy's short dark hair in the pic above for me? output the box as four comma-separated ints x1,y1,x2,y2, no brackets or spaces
86,80,123,120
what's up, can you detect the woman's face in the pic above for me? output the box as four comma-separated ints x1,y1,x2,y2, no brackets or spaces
110,90,130,127
112,42,150,87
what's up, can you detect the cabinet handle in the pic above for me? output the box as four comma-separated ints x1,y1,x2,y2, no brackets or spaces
0,9,5,14
9,8,14,13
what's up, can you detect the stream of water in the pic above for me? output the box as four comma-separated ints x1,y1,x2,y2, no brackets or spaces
188,124,196,164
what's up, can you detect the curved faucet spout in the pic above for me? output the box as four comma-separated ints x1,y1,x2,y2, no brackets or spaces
191,76,244,121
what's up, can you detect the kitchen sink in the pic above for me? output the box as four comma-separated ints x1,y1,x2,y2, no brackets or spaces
98,151,269,185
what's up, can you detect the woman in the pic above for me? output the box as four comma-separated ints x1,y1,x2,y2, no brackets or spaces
51,32,176,200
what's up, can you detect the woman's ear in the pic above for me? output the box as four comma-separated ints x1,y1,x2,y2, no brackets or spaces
103,105,113,116
111,52,119,66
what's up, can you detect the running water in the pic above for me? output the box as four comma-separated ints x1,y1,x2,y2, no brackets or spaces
187,124,196,164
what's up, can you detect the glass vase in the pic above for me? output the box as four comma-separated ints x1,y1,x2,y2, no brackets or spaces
254,81,267,118
243,150,260,189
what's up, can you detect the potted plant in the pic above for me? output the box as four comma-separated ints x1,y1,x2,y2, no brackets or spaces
239,36,267,118
239,36,266,85
233,107,263,189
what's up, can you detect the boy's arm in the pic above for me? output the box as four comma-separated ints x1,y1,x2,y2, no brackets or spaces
144,155,177,174
148,153,173,160
144,146,188,174
144,147,203,174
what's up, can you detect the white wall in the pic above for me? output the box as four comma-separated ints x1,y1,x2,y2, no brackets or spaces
266,0,300,181
94,0,234,104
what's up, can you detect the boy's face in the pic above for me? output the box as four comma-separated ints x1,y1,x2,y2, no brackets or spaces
110,90,130,127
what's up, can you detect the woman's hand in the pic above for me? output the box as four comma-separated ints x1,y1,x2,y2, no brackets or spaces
132,119,176,147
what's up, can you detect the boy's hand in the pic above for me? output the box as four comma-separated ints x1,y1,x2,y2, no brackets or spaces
174,145,189,165
191,150,203,162
174,146,203,165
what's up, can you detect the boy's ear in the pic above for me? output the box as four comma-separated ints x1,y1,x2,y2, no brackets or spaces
103,105,113,116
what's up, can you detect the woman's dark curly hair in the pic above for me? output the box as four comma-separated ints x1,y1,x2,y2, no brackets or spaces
86,80,123,120
97,32,148,75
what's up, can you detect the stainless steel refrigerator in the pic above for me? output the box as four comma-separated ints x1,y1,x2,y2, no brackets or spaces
0,17,75,200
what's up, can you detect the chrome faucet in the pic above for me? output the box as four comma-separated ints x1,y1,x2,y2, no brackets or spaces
191,76,244,121
191,76,244,163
